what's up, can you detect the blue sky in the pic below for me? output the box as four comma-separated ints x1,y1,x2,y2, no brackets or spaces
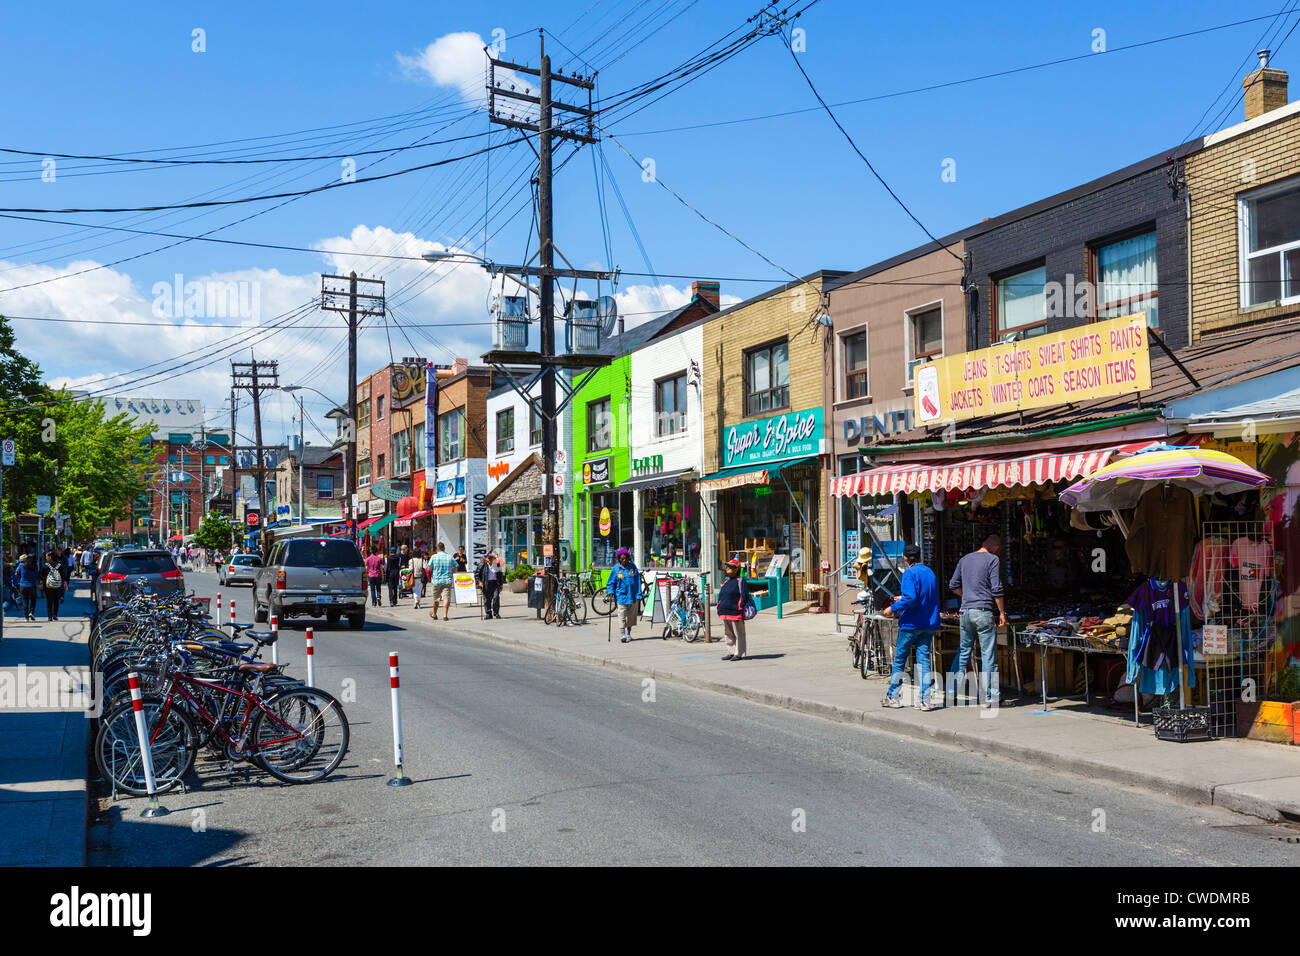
0,0,1292,441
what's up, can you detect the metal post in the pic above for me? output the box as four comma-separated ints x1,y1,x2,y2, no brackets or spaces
387,651,411,786
347,273,358,542
305,627,315,687
539,42,559,612
128,672,169,817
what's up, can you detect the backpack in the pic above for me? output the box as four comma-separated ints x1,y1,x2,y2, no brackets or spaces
45,566,62,589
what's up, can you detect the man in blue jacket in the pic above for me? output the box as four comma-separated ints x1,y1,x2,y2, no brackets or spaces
606,548,642,643
880,543,940,710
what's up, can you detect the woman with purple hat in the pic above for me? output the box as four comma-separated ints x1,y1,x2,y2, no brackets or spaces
606,548,643,643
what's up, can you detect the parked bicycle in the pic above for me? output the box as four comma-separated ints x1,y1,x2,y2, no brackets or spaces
577,567,615,617
848,589,890,679
663,576,705,642
545,574,588,627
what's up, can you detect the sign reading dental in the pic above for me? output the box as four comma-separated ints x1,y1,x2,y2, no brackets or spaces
722,407,823,468
915,312,1151,425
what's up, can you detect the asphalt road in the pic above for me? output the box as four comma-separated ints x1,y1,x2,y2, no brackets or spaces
89,571,1300,866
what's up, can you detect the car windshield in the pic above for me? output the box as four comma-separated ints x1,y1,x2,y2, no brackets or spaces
109,553,177,575
287,540,363,568
232,556,261,566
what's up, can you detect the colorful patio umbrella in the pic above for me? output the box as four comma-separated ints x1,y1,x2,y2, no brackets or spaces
1059,447,1270,512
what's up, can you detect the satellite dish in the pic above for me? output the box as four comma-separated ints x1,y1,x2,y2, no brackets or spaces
597,296,618,337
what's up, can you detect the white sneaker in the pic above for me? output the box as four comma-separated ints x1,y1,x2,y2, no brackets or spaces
917,699,936,711
881,696,904,709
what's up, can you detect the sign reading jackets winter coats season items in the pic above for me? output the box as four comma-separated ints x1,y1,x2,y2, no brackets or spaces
914,313,1151,425
721,407,824,468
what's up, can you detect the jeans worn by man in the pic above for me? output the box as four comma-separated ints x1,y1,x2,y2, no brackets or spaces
947,535,1007,707
887,628,934,707
881,543,940,710
949,608,998,704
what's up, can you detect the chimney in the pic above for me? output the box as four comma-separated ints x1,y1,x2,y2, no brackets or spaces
451,357,469,375
691,280,720,309
1244,50,1288,121
617,318,625,336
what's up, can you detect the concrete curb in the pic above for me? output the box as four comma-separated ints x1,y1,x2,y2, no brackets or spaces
431,619,1292,819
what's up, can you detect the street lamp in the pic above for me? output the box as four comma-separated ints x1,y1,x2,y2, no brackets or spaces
422,250,541,296
282,385,349,526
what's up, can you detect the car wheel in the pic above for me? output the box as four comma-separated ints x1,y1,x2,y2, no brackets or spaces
347,611,365,630
254,592,268,624
326,610,341,625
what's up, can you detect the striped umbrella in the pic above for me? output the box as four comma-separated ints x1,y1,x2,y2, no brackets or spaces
1059,447,1270,512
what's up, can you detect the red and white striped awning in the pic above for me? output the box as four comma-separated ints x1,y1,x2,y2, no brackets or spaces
394,509,433,528
830,445,1142,497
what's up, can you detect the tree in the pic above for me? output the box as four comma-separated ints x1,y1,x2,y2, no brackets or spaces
193,511,236,552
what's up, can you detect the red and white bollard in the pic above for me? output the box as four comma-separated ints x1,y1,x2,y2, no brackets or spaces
216,592,222,627
127,672,168,817
305,627,316,687
228,599,236,637
270,614,280,665
387,651,411,786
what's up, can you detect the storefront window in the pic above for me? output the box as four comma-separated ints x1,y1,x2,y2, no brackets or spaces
590,490,633,567
641,485,701,568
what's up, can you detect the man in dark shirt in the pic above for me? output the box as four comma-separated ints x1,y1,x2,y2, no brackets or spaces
454,545,469,574
947,534,1007,707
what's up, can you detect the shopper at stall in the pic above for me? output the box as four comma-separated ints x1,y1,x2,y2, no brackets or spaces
427,543,455,620
607,548,643,643
881,544,940,709
716,557,750,661
947,534,1007,707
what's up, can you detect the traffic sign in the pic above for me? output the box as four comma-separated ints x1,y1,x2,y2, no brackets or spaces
552,472,566,494
1,439,14,466
35,495,51,515
246,512,260,527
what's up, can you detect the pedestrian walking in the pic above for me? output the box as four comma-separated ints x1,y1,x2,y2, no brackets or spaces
365,549,384,607
607,548,643,643
947,534,1007,707
408,547,428,609
17,554,38,621
715,557,749,660
41,550,65,621
426,543,455,620
477,552,503,619
880,544,940,710
385,547,402,607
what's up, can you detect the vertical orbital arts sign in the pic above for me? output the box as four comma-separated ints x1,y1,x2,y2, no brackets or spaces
466,457,489,564
425,361,440,489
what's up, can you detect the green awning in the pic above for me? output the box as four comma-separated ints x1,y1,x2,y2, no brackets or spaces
363,513,397,536
694,456,817,493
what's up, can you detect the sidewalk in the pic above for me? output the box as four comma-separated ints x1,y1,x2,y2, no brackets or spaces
370,586,1300,822
0,579,93,866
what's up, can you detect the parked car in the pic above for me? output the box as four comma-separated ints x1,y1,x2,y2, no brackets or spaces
219,553,263,587
96,548,184,611
252,537,366,629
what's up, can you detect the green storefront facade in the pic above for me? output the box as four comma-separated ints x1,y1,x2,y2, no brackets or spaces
569,355,633,570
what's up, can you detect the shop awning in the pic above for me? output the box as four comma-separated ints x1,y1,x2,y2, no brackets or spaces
356,513,385,530
830,445,1148,497
432,503,463,515
695,457,817,493
394,509,433,528
619,468,696,493
362,513,397,535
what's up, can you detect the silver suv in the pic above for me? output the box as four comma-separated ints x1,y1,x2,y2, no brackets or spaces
253,537,366,629
96,548,184,611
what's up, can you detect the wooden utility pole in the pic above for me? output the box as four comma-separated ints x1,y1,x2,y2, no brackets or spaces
231,357,279,542
485,31,608,609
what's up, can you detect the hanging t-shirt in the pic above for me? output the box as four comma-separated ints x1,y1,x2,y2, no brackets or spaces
1125,578,1193,696
1229,536,1272,609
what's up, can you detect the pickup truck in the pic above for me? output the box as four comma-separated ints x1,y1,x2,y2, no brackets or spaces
253,536,367,629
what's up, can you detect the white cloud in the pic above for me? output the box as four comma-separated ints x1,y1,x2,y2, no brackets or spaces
396,32,536,119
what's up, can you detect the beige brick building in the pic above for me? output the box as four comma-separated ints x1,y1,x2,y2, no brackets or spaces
1187,58,1300,340
697,272,844,604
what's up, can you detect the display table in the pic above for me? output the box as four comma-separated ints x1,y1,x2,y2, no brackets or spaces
1017,628,1128,715
743,575,788,618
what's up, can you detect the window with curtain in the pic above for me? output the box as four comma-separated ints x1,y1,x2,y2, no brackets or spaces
316,474,334,499
1095,231,1158,328
744,340,789,414
1241,178,1300,306
995,264,1047,338
841,329,869,399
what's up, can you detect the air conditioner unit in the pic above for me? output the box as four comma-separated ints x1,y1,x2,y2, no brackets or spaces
492,295,530,350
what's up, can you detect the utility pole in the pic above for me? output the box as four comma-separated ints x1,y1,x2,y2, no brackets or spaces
322,273,384,535
231,357,280,546
485,31,606,609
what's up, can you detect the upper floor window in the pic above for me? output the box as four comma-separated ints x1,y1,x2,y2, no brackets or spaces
655,372,688,436
439,409,464,462
496,408,515,454
1094,231,1158,328
358,458,371,487
392,429,411,476
995,264,1047,340
587,398,612,452
357,399,371,428
377,454,385,478
413,422,426,472
1241,179,1300,307
840,329,869,400
907,306,943,382
529,406,543,446
316,474,335,499
376,395,385,420
744,339,789,415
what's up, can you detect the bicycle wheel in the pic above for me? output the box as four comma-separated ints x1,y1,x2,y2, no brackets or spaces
860,623,876,680
569,590,588,624
591,590,616,617
872,624,891,677
252,688,349,784
850,622,863,671
683,610,702,643
94,697,196,796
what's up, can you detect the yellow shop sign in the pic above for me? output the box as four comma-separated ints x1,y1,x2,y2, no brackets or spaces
914,313,1151,425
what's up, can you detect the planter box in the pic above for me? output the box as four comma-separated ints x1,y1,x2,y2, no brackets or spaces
507,578,529,594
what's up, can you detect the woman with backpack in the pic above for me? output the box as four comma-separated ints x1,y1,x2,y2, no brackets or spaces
41,549,65,621
409,547,428,610
716,557,751,661
17,554,39,621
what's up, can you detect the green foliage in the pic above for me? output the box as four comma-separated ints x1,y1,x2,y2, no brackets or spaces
506,562,535,583
193,511,235,552
0,314,156,544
